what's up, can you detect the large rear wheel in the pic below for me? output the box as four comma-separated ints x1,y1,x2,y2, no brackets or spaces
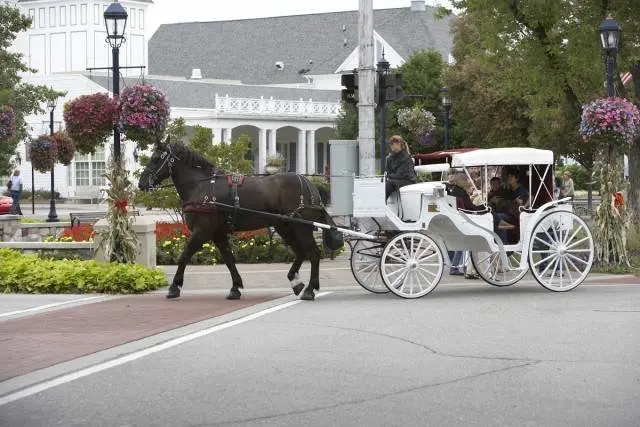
528,210,594,292
380,232,444,299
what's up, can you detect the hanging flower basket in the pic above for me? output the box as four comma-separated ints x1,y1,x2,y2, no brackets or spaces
0,105,17,141
29,135,57,173
397,107,436,138
63,93,116,154
579,97,640,147
118,84,171,148
53,131,75,165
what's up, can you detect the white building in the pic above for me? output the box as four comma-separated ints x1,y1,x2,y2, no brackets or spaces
10,0,453,199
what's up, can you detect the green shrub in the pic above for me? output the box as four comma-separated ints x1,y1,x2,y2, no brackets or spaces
156,233,343,265
0,248,167,294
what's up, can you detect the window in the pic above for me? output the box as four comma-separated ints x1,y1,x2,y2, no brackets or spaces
29,9,35,28
139,9,144,29
59,6,66,26
130,9,135,28
80,4,87,25
93,4,100,25
91,147,106,186
39,8,45,27
70,5,76,25
75,159,90,186
49,7,56,26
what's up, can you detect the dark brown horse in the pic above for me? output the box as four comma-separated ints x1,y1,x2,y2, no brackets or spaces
138,141,341,301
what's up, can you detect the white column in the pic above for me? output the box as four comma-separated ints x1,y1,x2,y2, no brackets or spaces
306,130,316,174
223,128,233,143
258,128,267,173
213,128,223,144
268,129,277,157
297,129,307,174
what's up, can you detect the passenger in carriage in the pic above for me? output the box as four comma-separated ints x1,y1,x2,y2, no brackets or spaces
385,135,417,199
491,169,529,244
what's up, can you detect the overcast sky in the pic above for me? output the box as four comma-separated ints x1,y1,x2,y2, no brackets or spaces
146,0,454,37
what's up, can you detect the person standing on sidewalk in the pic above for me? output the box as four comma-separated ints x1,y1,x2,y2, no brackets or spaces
8,169,23,215
560,170,574,199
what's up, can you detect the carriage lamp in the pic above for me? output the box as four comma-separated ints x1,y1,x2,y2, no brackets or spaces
599,16,621,97
104,1,128,161
46,97,59,222
441,87,452,149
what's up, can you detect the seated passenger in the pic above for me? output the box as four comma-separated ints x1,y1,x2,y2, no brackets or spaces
385,135,417,199
446,173,485,212
487,176,503,201
492,169,529,243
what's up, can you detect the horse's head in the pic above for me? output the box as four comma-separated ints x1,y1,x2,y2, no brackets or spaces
138,138,180,192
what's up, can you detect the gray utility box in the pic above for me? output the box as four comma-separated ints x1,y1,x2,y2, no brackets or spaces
329,139,358,215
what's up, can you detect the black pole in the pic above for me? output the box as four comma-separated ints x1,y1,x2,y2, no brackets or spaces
606,54,616,97
378,78,387,173
46,108,58,222
31,164,34,214
443,105,451,149
112,46,121,162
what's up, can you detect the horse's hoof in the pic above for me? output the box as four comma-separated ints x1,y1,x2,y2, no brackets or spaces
300,289,315,301
166,286,181,299
226,289,241,300
292,283,305,296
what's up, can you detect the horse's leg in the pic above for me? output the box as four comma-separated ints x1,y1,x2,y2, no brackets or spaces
274,224,307,297
167,230,206,299
294,225,321,301
212,232,244,300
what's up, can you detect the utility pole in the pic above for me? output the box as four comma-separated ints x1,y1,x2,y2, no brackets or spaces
358,0,375,176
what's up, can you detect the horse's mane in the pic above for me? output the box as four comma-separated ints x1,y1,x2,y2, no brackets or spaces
172,143,222,174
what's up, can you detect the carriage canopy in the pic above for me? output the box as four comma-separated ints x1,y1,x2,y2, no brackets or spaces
450,148,554,168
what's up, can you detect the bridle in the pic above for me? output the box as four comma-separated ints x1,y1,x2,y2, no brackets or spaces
146,144,180,189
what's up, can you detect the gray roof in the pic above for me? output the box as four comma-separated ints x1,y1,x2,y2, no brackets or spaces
149,6,453,85
18,0,153,2
87,75,340,109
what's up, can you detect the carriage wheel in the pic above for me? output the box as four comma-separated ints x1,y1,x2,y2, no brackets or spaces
350,239,389,293
528,210,594,292
379,232,444,299
471,250,528,287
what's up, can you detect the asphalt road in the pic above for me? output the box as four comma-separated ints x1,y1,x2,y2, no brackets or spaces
1,268,639,427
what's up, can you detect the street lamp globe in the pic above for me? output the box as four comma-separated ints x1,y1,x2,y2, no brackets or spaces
104,1,128,48
46,98,57,113
599,16,621,53
441,86,452,108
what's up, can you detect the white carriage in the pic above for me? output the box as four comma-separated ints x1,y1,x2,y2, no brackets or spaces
348,147,595,299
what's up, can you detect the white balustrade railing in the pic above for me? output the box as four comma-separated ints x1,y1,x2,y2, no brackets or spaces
215,94,340,118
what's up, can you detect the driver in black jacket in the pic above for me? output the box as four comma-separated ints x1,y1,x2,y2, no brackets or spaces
385,135,417,199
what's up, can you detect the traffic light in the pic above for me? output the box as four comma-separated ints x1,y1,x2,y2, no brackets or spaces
385,73,404,102
341,73,358,105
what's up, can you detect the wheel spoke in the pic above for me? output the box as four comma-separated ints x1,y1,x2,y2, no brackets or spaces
566,252,590,265
565,236,591,250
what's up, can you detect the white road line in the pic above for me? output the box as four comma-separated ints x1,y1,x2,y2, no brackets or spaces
0,291,332,406
179,267,351,275
0,296,106,318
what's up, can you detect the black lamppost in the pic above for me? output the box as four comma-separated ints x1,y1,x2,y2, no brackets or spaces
599,16,621,97
46,98,59,222
377,53,390,173
104,1,128,162
441,87,452,149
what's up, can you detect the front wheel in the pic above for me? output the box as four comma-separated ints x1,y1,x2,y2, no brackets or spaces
528,210,594,292
470,250,528,287
350,239,388,293
379,232,444,299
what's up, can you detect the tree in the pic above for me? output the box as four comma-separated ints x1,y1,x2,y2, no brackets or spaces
443,0,640,210
0,5,64,175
